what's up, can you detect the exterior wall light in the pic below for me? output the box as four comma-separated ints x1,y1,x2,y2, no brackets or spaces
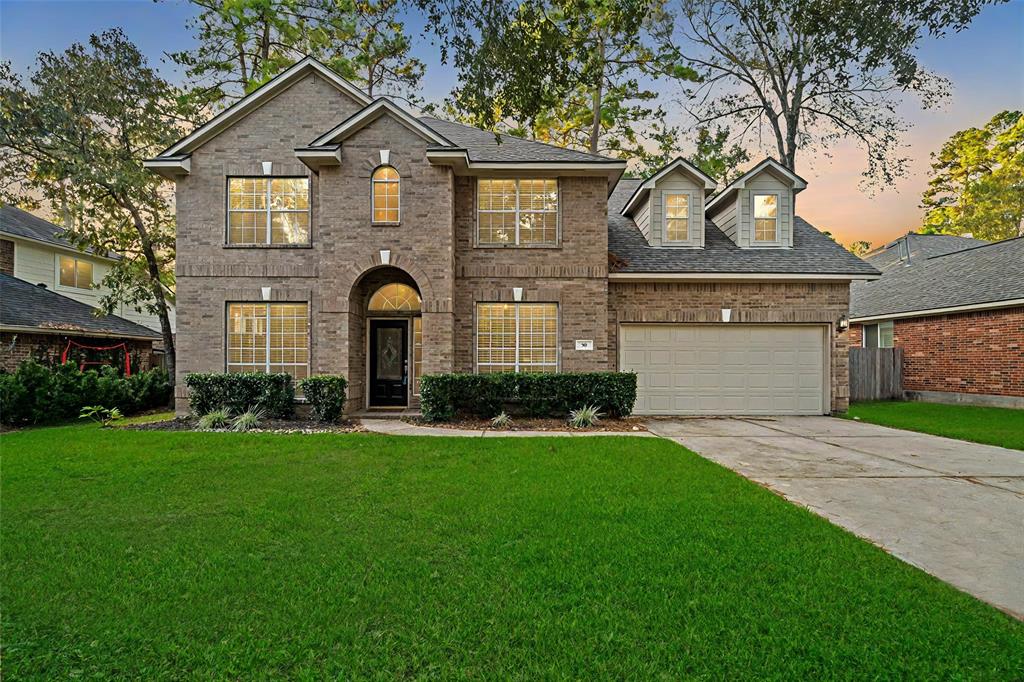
721,308,732,323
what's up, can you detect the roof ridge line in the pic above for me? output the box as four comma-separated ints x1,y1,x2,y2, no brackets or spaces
924,234,1023,260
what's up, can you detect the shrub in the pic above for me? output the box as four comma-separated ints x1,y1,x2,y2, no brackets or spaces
419,372,637,422
79,405,124,427
568,405,603,428
0,360,170,426
490,411,513,429
197,408,231,430
298,375,348,423
231,407,266,432
184,372,294,419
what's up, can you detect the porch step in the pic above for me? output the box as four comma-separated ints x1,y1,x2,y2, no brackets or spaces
352,408,422,420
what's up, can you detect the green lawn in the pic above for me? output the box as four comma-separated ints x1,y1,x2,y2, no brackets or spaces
2,426,1021,678
846,400,1024,450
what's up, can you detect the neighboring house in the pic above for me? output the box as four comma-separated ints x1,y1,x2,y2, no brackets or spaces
145,57,878,416
0,205,175,335
0,273,160,373
850,235,1024,407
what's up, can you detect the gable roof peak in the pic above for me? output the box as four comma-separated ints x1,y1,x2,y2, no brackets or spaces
705,157,808,214
620,156,718,216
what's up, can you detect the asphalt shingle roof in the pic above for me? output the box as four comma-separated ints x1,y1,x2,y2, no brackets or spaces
419,117,623,164
0,273,160,339
864,233,988,272
850,237,1024,319
607,179,880,276
0,205,112,257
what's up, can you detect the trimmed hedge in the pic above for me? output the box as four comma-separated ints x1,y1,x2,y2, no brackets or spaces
419,372,637,422
298,375,348,423
0,360,171,426
184,372,295,418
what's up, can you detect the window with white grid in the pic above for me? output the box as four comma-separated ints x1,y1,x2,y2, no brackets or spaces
477,179,558,246
665,193,689,241
476,303,558,373
753,193,778,242
228,177,310,245
227,303,309,379
372,166,400,223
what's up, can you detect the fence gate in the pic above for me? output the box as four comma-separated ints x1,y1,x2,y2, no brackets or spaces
849,347,903,402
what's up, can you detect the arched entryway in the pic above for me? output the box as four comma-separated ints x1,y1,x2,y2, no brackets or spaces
348,267,423,409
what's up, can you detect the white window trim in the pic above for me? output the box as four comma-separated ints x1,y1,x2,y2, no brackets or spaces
662,190,695,244
476,179,560,247
475,302,560,373
56,254,94,291
226,302,310,376
226,176,311,246
751,191,782,245
371,166,401,225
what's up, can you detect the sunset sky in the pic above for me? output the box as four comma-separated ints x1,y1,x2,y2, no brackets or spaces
2,0,1022,248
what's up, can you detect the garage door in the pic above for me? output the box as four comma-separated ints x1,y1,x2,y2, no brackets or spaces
620,324,827,415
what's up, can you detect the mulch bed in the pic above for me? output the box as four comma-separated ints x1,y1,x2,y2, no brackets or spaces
403,416,648,433
121,417,365,434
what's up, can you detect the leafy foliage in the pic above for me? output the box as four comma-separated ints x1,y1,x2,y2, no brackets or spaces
920,110,1023,241
672,0,994,187
0,30,196,385
848,240,873,256
79,405,124,427
298,375,348,423
184,372,295,419
419,372,637,422
0,361,170,426
690,126,750,184
231,407,267,432
197,408,232,431
568,404,603,428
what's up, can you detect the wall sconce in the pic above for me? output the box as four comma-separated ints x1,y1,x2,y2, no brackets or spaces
512,287,523,302
261,286,272,301
721,308,732,323
379,249,391,265
261,161,273,175
837,314,849,331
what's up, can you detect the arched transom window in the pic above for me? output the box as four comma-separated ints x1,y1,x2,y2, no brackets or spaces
368,283,421,312
372,166,400,223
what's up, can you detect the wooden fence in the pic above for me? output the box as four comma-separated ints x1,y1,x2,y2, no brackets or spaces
849,348,903,402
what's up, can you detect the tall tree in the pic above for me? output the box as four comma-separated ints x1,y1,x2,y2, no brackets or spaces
171,0,423,105
690,125,749,183
418,0,697,161
671,0,998,187
0,30,198,389
920,110,1023,241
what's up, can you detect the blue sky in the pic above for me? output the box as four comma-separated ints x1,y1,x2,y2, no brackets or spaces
2,0,1022,246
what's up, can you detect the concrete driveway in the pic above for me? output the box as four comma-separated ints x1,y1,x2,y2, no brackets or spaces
646,416,1024,618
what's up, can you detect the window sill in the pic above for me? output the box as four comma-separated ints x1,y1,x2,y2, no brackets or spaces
474,243,561,250
223,244,313,249
371,221,402,227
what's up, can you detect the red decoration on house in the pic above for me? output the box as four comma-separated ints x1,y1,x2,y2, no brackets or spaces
61,339,132,376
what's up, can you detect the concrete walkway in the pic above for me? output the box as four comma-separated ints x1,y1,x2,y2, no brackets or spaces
646,416,1024,618
360,419,655,438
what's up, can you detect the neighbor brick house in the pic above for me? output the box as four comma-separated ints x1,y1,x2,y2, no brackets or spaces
146,57,878,416
850,234,1024,408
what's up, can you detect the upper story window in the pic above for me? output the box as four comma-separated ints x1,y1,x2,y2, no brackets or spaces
227,177,310,246
665,193,689,242
372,166,400,224
59,256,93,289
753,193,778,242
477,179,558,246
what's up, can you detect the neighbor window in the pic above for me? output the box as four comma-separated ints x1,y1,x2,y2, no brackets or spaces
372,166,400,223
476,303,558,373
227,177,310,245
862,321,894,349
665,193,689,241
227,303,309,379
753,193,778,242
477,179,558,246
59,256,93,289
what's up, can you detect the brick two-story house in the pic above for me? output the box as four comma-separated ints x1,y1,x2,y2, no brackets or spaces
146,57,878,416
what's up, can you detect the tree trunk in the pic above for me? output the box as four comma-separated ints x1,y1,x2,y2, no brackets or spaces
128,208,176,401
589,39,605,155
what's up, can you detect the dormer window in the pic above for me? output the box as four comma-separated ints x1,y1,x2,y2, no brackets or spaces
753,193,778,242
665,193,690,241
372,166,400,224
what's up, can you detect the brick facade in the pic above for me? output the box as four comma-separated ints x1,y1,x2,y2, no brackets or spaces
0,332,155,373
0,238,13,276
608,282,851,411
851,306,1024,398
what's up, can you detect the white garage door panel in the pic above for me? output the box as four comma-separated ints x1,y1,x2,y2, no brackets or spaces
621,324,827,416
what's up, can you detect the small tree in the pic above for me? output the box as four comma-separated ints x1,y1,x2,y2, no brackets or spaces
0,30,199,391
920,110,1023,241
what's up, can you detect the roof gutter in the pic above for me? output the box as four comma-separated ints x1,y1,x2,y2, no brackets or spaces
0,324,161,341
609,272,880,282
850,298,1024,323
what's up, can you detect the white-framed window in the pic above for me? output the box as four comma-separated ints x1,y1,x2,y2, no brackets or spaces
477,179,558,246
862,320,894,349
59,256,93,289
227,302,310,379
664,192,690,242
753,193,779,242
476,302,558,373
372,166,400,223
227,177,310,245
